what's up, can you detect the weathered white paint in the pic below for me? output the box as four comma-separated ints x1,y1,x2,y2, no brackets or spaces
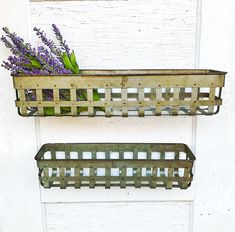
41,187,194,203
1,0,235,231
29,1,198,230
46,201,191,232
0,1,44,232
194,0,235,231
30,0,197,69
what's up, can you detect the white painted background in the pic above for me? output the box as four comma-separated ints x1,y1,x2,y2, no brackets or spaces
0,0,235,232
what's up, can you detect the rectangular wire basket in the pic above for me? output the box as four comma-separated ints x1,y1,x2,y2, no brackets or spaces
35,143,196,189
13,69,226,117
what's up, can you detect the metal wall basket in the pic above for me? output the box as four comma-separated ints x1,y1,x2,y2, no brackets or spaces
13,69,226,117
35,143,196,189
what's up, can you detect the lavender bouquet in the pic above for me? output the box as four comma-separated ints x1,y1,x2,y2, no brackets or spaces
1,24,101,115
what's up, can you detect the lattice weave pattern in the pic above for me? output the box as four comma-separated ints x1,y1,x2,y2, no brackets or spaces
13,70,226,117
35,143,196,189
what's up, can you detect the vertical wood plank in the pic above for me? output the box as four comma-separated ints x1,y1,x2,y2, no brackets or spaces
133,148,138,177
181,168,190,189
78,151,82,159
18,89,28,116
174,151,179,177
160,151,166,187
53,89,60,116
156,87,162,115
134,167,141,188
65,149,71,177
92,149,97,178
133,148,138,159
78,151,83,177
89,166,95,188
43,167,50,188
146,149,151,177
208,87,216,114
150,88,156,114
165,88,171,115
160,151,165,177
87,89,94,116
119,149,124,160
36,89,44,116
150,167,157,188
105,167,111,189
166,168,174,189
75,167,81,189
51,150,56,160
51,150,57,178
138,88,144,117
190,87,199,115
59,167,66,189
105,149,110,188
150,88,156,100
105,149,110,160
179,88,185,100
70,89,77,116
121,88,128,117
172,87,180,115
165,88,171,100
105,88,111,117
92,150,96,159
120,166,126,188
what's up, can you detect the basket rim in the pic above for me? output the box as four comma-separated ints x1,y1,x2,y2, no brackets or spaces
35,142,196,161
12,69,227,77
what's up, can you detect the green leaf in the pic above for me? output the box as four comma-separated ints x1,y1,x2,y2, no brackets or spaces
70,50,79,74
60,107,72,114
93,89,101,101
79,89,100,101
44,107,72,115
92,90,105,112
43,107,55,116
77,107,88,113
18,63,38,69
30,59,42,69
95,107,105,112
62,52,76,73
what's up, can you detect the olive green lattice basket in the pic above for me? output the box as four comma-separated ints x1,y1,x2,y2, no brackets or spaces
13,69,226,117
35,143,196,189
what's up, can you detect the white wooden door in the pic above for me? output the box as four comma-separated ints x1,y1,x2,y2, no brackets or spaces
0,1,235,232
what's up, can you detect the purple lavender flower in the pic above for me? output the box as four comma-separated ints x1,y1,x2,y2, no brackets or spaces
1,25,84,114
2,27,37,58
36,46,71,74
1,34,25,58
1,27,73,75
52,24,70,56
33,27,62,58
1,35,14,49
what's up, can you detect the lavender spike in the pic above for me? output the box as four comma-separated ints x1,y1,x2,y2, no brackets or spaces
52,24,70,56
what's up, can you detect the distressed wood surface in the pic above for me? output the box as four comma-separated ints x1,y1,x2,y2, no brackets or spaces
0,1,45,232
193,0,235,231
30,0,197,69
29,0,198,231
45,201,191,232
2,0,235,232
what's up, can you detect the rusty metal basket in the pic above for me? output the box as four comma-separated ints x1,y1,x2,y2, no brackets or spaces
35,143,196,189
13,69,226,117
